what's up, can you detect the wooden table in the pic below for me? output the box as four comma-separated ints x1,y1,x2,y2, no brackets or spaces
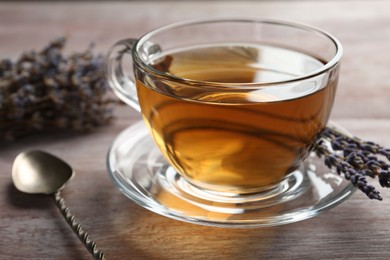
1,1,390,259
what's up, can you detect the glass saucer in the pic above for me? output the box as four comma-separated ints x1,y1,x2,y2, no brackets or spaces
106,120,356,228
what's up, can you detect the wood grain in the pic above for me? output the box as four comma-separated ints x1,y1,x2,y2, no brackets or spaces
1,1,390,259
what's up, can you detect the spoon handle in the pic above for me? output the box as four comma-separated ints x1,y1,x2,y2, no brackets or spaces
53,191,106,260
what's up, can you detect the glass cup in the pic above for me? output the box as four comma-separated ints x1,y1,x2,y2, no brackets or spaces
106,18,343,220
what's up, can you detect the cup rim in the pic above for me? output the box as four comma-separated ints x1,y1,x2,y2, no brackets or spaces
132,17,343,88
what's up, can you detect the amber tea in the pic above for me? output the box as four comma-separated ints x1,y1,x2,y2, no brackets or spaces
136,44,337,193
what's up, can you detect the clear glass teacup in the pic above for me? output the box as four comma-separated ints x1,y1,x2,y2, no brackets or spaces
106,18,344,225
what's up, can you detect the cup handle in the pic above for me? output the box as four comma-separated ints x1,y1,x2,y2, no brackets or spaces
106,38,140,112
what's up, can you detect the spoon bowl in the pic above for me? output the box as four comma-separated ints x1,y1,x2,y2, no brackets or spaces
12,150,74,195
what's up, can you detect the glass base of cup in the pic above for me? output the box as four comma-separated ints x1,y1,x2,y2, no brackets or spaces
160,166,309,210
107,120,356,228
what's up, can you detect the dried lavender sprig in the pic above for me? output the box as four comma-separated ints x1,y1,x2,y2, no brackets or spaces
315,141,382,200
0,37,119,140
323,127,390,188
323,127,390,161
315,126,390,200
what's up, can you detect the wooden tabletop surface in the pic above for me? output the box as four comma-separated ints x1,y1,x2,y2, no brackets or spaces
1,1,390,259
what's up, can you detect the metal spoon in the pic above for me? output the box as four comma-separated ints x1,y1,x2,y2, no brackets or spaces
12,150,106,260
